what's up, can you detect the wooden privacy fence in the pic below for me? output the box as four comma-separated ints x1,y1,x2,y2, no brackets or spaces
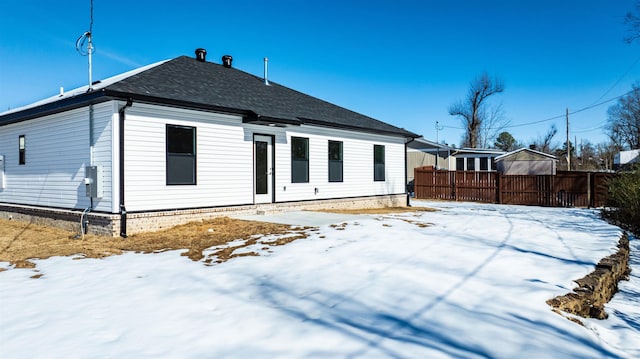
414,166,613,208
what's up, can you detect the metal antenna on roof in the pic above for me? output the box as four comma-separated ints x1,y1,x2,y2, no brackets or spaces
76,0,95,91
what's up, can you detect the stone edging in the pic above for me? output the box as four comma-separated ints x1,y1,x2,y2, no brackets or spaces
546,233,631,320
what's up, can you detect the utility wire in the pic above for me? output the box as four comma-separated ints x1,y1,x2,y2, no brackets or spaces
445,88,636,131
590,54,640,105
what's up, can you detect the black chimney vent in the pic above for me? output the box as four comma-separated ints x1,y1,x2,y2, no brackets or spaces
222,55,233,68
195,48,207,62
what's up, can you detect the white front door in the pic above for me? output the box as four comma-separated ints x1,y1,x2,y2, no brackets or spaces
254,135,273,204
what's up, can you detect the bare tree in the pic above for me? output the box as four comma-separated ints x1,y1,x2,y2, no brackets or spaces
530,124,557,154
478,103,509,148
606,84,640,149
596,141,622,170
449,73,505,148
625,2,640,43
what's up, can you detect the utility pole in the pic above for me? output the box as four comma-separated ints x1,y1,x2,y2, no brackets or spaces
566,108,571,171
435,121,443,169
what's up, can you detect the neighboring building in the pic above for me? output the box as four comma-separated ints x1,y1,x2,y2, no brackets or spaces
613,149,639,170
451,148,505,171
0,50,418,236
406,138,453,182
495,148,557,175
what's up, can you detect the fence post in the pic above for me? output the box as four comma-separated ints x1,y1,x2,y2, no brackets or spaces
414,167,418,198
496,172,502,204
587,172,592,208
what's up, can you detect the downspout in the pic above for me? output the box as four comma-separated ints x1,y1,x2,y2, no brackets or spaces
118,99,133,238
88,103,95,209
80,103,95,237
405,137,417,207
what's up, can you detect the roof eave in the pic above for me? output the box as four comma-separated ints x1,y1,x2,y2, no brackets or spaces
297,117,419,139
0,90,110,126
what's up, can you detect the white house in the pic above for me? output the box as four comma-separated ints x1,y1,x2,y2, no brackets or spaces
451,148,505,171
614,149,639,170
0,50,418,236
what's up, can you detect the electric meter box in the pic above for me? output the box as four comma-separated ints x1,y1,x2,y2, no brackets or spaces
84,165,103,198
0,155,5,189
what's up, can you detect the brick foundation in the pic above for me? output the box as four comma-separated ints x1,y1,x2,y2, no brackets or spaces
0,194,407,237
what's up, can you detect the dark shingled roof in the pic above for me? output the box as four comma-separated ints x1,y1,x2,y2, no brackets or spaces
1,55,418,138
105,56,417,137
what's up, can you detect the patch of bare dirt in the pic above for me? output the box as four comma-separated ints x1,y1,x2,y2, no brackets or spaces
0,217,310,269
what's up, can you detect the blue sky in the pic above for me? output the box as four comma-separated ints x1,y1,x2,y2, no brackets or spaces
1,0,639,148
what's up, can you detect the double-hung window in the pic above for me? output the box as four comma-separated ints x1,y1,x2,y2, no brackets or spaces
328,140,343,182
291,137,309,183
166,125,196,185
374,144,385,181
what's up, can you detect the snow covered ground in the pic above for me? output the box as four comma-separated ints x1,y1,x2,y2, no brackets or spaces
1,200,638,358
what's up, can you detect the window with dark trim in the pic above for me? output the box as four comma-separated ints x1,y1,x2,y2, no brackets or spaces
166,125,196,185
328,140,343,182
467,157,475,171
291,137,309,183
480,157,489,171
18,135,26,165
456,158,464,171
491,157,497,171
374,144,385,181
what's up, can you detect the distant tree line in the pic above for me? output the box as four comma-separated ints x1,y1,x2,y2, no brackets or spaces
446,70,639,171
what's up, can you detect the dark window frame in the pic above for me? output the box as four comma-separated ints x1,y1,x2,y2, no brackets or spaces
456,157,464,171
291,137,309,183
467,157,475,171
480,157,489,171
166,124,197,185
328,140,343,182
374,144,385,182
18,135,26,165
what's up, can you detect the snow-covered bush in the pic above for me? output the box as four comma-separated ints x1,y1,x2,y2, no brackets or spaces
602,164,640,235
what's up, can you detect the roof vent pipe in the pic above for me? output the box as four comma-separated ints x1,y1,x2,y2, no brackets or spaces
263,57,270,86
195,48,207,62
222,55,233,68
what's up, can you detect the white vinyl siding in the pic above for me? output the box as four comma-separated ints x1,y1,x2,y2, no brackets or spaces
1,101,407,213
123,104,253,212
0,102,114,211
274,127,406,202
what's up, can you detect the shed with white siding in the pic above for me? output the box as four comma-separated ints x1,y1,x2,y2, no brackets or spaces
0,51,418,236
